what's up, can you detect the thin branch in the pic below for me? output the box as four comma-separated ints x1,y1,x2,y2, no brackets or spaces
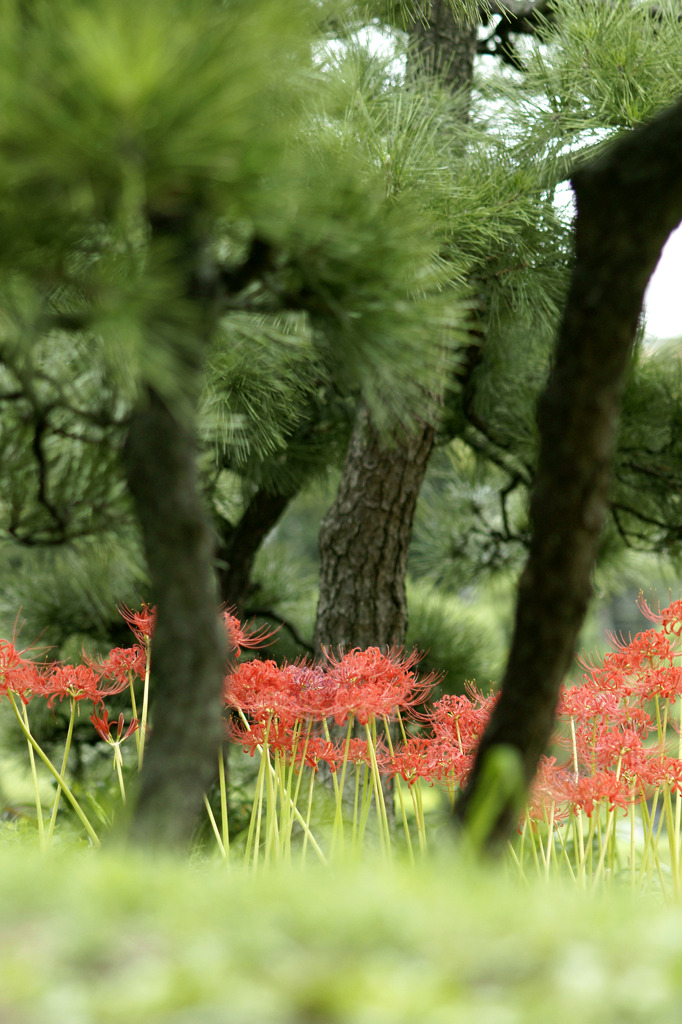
243,607,314,656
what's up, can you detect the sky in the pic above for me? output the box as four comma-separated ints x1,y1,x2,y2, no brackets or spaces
643,224,682,342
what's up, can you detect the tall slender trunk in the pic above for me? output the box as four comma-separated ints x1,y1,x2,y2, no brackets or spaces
455,95,682,846
125,392,228,848
314,8,477,655
215,487,293,615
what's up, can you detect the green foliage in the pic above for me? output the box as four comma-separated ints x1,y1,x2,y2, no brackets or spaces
411,441,530,590
405,578,506,692
525,0,682,132
322,0,484,33
610,342,682,558
486,0,682,188
1,0,682,658
0,847,681,1021
0,533,147,653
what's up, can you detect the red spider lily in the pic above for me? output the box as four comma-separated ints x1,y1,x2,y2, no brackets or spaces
419,738,473,788
119,603,156,644
635,665,682,702
340,737,375,767
90,646,147,687
558,684,632,724
323,647,436,725
36,659,132,709
388,737,435,786
654,756,682,795
596,628,678,675
221,609,274,658
576,725,647,773
427,689,496,754
577,654,637,696
293,736,342,773
224,659,301,723
90,709,139,745
288,664,337,721
637,594,682,636
0,640,41,702
229,717,298,758
525,757,573,826
559,770,631,817
36,663,105,708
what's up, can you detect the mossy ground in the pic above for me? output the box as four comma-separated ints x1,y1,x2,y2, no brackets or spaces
0,845,680,1023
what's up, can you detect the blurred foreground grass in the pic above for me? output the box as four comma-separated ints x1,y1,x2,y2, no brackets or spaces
0,848,681,1023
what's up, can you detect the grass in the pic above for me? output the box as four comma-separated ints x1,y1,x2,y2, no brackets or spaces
0,844,680,1023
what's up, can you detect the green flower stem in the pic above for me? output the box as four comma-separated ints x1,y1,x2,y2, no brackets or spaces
204,794,227,859
321,717,342,807
247,727,270,870
541,807,555,880
46,695,76,845
218,746,230,860
382,719,413,862
128,674,140,761
356,762,373,849
114,745,127,804
411,780,426,854
301,768,316,865
552,823,577,882
578,811,598,881
364,721,391,859
236,710,326,865
138,639,151,771
675,695,682,881
287,723,311,856
506,837,524,878
351,764,361,848
662,784,679,896
592,805,616,888
638,787,658,887
264,749,281,867
331,717,354,859
20,701,45,852
8,693,100,848
393,777,414,864
527,822,542,876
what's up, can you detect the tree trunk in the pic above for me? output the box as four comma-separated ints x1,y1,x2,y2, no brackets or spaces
411,2,477,95
215,487,292,615
314,10,477,655
455,95,682,846
125,391,228,848
315,405,435,653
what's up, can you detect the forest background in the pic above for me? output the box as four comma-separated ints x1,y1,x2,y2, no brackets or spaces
1,0,682,839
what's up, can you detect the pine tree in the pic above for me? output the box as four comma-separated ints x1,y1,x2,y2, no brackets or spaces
2,0,682,846
315,0,682,651
0,0,468,844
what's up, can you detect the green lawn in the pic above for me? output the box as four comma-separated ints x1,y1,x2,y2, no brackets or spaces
0,846,679,1023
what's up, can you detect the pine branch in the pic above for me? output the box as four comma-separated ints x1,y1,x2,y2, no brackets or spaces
243,608,315,655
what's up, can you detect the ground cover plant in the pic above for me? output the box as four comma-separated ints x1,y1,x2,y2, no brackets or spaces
0,846,680,1024
3,595,682,901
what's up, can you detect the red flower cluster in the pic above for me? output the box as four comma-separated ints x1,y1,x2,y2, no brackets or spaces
8,592,682,833
224,647,438,776
222,595,682,830
524,595,682,821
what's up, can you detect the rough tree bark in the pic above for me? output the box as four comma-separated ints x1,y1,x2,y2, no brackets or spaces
455,95,682,845
125,392,227,848
314,4,477,656
315,406,436,652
